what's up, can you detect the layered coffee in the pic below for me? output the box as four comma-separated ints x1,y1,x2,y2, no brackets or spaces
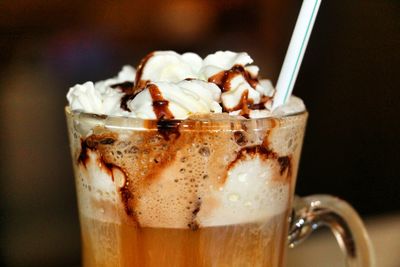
66,51,307,267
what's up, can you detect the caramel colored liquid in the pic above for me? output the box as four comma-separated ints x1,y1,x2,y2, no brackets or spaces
80,213,288,267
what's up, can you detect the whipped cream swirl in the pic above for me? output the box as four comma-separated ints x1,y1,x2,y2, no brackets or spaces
67,65,135,116
67,51,304,119
128,80,222,119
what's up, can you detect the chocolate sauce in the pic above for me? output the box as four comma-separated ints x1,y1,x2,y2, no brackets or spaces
78,139,91,166
277,156,292,177
226,145,292,183
238,90,251,118
188,219,200,231
231,145,273,162
188,200,202,231
135,52,155,90
111,81,134,93
99,138,116,145
120,94,136,112
119,184,136,219
148,84,174,120
110,81,139,112
78,135,116,167
233,131,248,146
208,64,271,116
223,89,252,118
225,145,272,184
261,119,278,149
98,156,125,182
248,101,268,110
78,133,140,223
156,119,181,141
208,64,259,92
121,82,180,141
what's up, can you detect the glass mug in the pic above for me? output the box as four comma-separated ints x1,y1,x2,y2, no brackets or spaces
66,108,375,267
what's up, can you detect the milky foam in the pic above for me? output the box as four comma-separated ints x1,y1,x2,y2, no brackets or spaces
197,156,290,227
67,111,307,228
76,149,290,227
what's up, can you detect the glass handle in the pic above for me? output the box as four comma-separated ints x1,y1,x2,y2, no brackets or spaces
289,195,376,267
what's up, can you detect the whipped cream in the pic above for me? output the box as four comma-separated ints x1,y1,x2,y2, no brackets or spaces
67,51,305,119
67,65,135,116
128,80,222,119
138,51,203,83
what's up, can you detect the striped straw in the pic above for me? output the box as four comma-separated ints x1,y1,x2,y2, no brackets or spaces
272,0,322,109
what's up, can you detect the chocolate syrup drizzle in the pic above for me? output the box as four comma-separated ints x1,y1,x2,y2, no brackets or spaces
208,64,271,117
132,53,175,121
226,145,292,183
111,81,134,92
187,199,202,231
78,134,139,223
111,52,155,112
148,84,174,120
208,64,259,92
78,135,116,168
111,82,135,112
78,136,128,184
277,156,292,176
134,51,154,91
147,83,182,141
156,120,181,141
111,52,181,141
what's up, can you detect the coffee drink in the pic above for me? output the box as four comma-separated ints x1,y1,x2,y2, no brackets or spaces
66,51,307,266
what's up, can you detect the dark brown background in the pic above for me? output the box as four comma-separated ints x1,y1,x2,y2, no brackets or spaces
0,0,399,266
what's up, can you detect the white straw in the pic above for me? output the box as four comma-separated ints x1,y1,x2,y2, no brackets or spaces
272,0,322,109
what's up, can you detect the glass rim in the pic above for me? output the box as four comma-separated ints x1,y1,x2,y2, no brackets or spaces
65,106,308,130
66,106,307,121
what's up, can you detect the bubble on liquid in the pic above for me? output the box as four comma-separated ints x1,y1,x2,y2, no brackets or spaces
223,155,230,163
234,131,248,146
198,146,210,157
228,193,240,202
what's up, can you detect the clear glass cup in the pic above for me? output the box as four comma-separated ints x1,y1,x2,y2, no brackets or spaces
65,107,375,267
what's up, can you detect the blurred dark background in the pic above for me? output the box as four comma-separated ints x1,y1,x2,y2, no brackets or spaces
0,0,398,266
